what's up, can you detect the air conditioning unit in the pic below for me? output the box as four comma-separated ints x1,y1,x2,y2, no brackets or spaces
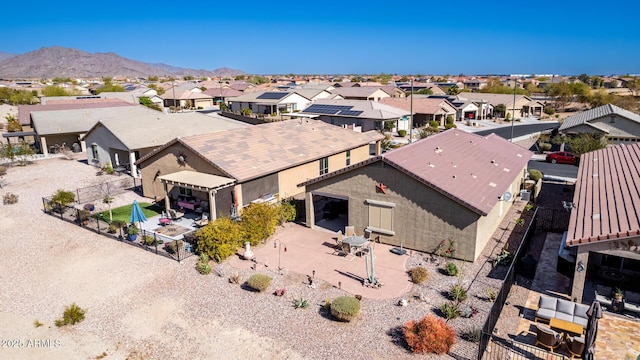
520,190,531,201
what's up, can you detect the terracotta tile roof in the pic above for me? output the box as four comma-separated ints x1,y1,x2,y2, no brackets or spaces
380,97,456,115
177,120,384,182
566,143,640,246
382,129,532,215
558,103,640,131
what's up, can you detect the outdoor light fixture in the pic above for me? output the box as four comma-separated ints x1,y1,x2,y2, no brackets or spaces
577,261,585,272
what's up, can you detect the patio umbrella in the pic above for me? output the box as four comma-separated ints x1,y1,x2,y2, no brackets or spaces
582,299,602,360
130,200,147,224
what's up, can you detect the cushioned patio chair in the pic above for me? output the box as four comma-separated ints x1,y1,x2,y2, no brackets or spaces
345,226,356,237
535,325,563,352
566,336,585,359
168,209,184,221
195,201,208,214
193,212,209,227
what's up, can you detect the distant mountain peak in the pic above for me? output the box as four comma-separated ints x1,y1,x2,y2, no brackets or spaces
0,46,245,79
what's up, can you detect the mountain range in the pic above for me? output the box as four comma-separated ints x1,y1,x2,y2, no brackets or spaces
0,46,245,79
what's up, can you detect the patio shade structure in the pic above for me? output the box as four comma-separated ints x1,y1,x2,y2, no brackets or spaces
582,299,602,360
130,200,147,225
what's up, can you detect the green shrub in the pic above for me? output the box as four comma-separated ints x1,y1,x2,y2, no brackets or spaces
408,266,428,284
403,315,456,354
524,203,534,212
33,319,43,328
127,226,139,236
196,254,212,275
485,288,497,302
444,122,457,129
448,284,468,302
195,217,242,262
104,162,114,175
330,296,361,322
445,262,458,276
278,200,297,224
397,129,407,137
515,218,525,226
241,203,279,246
293,298,310,309
528,169,543,182
50,189,76,209
462,326,482,343
440,302,459,319
166,240,184,254
229,272,242,284
107,224,118,234
246,273,272,292
538,142,552,151
54,303,85,327
544,107,556,115
0,165,6,176
3,192,18,205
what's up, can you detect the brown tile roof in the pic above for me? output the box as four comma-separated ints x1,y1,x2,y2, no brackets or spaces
380,97,455,115
382,129,532,215
566,143,640,246
18,100,133,125
177,120,384,182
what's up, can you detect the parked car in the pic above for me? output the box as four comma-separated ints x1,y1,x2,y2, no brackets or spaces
545,151,577,165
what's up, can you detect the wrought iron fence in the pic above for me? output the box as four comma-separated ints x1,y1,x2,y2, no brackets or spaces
482,334,568,359
42,199,196,263
478,208,538,360
74,177,141,204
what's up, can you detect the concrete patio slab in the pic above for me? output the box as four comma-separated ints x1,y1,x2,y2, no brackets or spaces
227,223,413,300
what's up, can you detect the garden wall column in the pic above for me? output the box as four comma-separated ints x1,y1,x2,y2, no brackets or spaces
129,152,138,177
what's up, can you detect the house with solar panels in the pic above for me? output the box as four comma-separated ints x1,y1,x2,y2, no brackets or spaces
300,99,411,132
298,129,532,261
227,91,312,115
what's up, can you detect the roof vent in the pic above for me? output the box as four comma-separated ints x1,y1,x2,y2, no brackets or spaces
592,213,601,220
593,158,598,161
452,175,457,179
517,153,523,157
503,168,510,172
489,182,497,187
428,162,435,168
593,173,598,177
435,146,443,154
471,173,477,179
451,161,457,168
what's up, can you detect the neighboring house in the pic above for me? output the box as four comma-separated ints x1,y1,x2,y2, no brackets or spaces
329,87,391,102
82,107,248,177
227,91,312,115
100,87,163,107
379,85,406,98
558,103,640,145
299,129,532,261
397,82,446,95
202,87,243,105
566,143,640,302
135,120,384,220
463,78,487,91
301,99,411,132
292,88,336,102
18,99,133,129
379,97,457,127
160,84,214,109
457,92,544,118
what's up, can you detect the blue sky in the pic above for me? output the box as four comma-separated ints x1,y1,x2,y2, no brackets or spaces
2,0,638,75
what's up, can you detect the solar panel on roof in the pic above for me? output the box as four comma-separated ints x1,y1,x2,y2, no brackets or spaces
338,110,363,116
257,92,288,100
303,104,340,114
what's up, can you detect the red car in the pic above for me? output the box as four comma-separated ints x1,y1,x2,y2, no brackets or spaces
545,151,577,165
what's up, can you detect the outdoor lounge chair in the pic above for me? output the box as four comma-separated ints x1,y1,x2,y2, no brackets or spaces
193,212,209,227
565,336,585,359
535,325,563,353
195,201,208,214
168,209,184,221
345,226,356,237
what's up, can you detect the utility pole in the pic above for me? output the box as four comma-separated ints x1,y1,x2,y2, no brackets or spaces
510,78,517,142
409,77,413,143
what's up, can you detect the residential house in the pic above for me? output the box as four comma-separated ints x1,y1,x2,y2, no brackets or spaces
203,87,243,105
566,143,640,302
227,91,312,115
160,83,214,109
329,87,391,102
463,78,488,91
397,82,446,96
300,129,532,261
100,87,164,107
135,120,384,219
558,104,640,145
82,107,248,177
458,92,544,118
301,99,411,133
379,97,457,127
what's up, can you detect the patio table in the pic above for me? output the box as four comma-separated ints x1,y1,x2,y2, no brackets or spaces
342,236,369,256
159,217,172,226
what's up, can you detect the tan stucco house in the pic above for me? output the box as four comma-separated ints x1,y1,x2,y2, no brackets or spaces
559,103,640,145
135,120,384,220
300,129,532,261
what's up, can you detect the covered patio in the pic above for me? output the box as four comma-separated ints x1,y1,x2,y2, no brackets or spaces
158,170,236,221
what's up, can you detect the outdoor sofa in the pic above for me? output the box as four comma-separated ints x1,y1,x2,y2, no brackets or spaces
535,296,589,327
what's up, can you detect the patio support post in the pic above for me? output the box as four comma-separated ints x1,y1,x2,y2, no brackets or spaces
208,189,216,221
163,181,170,214
128,151,138,177
305,192,315,228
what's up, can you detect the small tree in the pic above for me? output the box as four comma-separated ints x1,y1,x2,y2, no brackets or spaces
103,195,115,222
494,104,506,117
50,189,76,210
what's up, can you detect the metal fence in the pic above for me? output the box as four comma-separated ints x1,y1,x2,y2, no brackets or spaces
482,335,568,359
477,208,538,360
42,199,196,263
74,177,141,204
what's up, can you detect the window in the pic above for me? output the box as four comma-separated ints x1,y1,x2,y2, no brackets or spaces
366,199,395,235
319,157,329,175
179,187,192,198
91,144,99,162
346,150,351,166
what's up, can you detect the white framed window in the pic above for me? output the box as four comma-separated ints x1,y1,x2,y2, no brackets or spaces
91,144,99,162
366,199,395,235
346,150,351,166
319,157,329,175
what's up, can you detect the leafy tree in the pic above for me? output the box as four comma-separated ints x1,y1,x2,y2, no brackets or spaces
590,76,604,88
13,141,34,166
578,73,590,84
415,88,433,95
351,76,364,83
42,85,73,97
566,133,608,156
5,113,22,132
446,85,460,95
139,96,161,111
383,120,395,132
248,76,269,85
50,189,76,209
373,73,392,84
588,90,614,107
240,203,279,246
95,83,125,94
183,75,194,81
148,75,158,81
9,90,37,104
399,76,410,82
569,82,591,103
545,82,573,110
234,75,246,81
195,217,243,262
494,104,506,117
444,115,456,129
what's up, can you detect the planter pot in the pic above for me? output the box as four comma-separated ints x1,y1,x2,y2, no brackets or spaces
128,234,138,241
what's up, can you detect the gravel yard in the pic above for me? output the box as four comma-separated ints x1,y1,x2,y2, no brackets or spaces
0,155,530,360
